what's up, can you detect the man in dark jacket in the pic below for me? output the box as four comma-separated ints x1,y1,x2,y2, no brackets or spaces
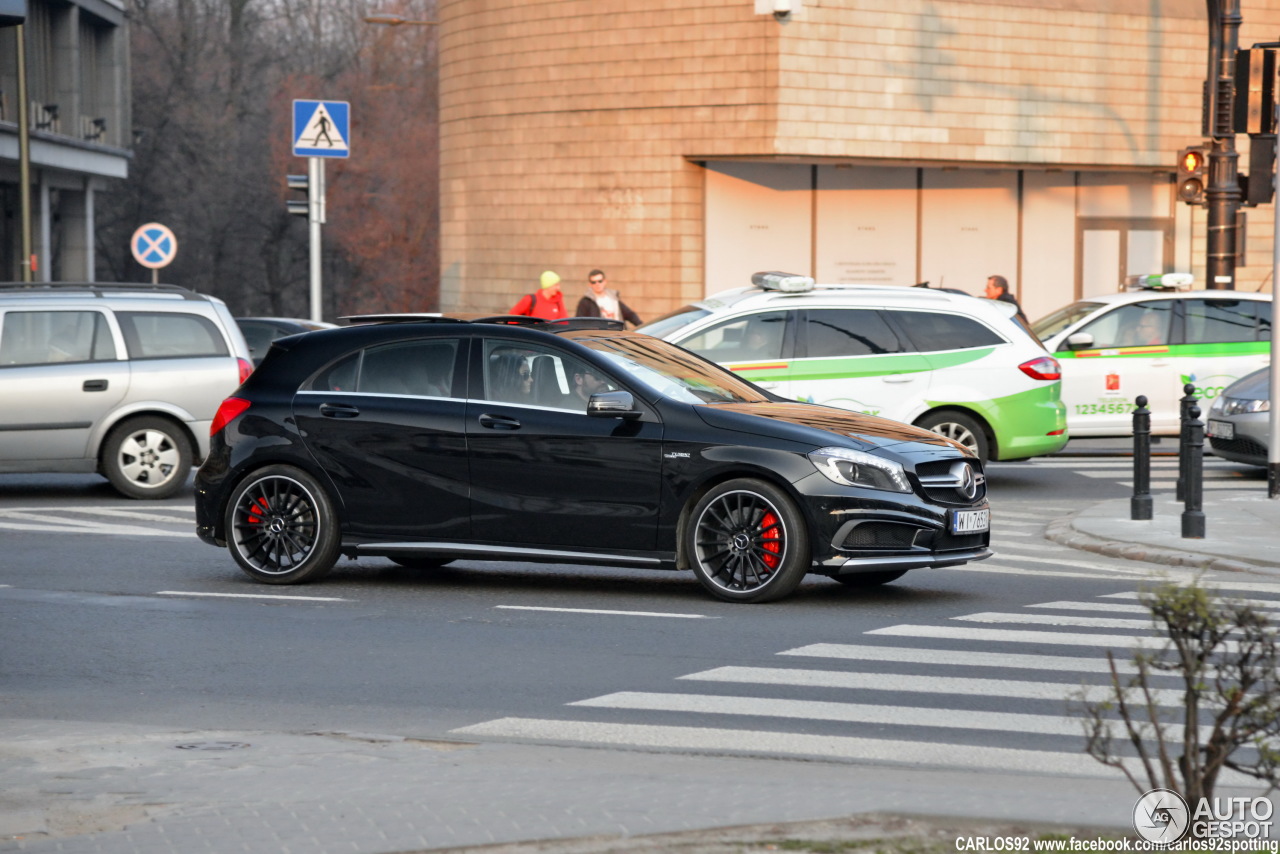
576,269,642,327
984,274,1027,324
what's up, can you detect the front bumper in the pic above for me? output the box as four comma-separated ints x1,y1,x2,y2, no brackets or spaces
791,471,991,574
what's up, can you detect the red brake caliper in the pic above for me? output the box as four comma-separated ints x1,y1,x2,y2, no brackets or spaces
247,497,270,525
759,511,781,569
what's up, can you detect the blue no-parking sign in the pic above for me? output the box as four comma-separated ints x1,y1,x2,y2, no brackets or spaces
293,100,350,158
130,222,178,269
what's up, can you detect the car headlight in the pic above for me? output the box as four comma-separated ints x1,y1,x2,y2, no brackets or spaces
1217,397,1270,415
807,447,911,493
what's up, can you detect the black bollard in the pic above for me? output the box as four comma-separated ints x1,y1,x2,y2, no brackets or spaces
1176,383,1196,501
1181,403,1206,539
1131,395,1152,520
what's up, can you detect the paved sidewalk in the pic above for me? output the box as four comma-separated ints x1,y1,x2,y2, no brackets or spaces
1047,491,1280,578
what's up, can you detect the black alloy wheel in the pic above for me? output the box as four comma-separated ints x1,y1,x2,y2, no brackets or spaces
225,465,340,584
686,478,809,603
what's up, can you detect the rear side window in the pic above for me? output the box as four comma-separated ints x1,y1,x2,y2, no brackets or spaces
117,311,229,359
804,309,903,357
887,310,1005,352
359,340,459,397
1183,299,1271,344
0,310,115,366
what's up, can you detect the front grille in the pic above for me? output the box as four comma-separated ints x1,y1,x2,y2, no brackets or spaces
1209,436,1267,458
913,529,988,551
840,521,921,550
914,459,987,505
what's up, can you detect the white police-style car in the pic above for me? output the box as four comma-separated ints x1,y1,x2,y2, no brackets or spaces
1031,275,1272,437
639,272,1068,463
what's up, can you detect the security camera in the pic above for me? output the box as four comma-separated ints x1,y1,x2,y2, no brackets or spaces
773,0,791,20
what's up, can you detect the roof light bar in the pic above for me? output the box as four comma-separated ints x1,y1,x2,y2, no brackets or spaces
1123,273,1194,291
751,271,815,293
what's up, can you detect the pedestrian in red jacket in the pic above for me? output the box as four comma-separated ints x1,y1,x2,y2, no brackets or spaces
510,271,568,320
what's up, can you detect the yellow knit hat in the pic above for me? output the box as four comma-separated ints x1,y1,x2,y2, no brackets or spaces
540,270,561,289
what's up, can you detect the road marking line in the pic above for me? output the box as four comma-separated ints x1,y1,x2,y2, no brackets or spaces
1103,587,1280,601
449,717,1113,776
867,624,1157,648
676,666,1177,703
495,605,713,619
944,564,1149,580
1030,599,1280,615
572,691,1091,735
155,590,347,602
0,521,193,537
777,643,1140,673
954,611,1153,630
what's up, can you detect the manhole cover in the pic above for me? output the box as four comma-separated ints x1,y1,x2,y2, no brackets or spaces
174,741,251,751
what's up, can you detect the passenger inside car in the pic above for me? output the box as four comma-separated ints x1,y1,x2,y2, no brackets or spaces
489,351,534,403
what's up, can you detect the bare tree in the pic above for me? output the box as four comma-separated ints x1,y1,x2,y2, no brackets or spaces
1080,580,1280,810
97,0,439,318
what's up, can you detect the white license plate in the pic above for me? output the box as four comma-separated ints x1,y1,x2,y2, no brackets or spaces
1207,419,1235,440
951,508,990,534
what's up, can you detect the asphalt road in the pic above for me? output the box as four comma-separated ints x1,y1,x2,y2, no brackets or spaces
0,453,1273,853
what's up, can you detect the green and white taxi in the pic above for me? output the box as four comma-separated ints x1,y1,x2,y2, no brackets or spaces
1031,278,1272,437
639,273,1068,463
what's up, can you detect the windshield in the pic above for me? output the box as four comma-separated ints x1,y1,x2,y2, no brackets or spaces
1031,301,1105,339
579,335,769,405
634,306,710,339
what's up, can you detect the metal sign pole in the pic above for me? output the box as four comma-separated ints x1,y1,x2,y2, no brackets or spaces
1270,146,1280,498
309,156,324,323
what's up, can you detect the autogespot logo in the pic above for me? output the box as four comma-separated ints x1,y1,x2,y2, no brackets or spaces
1134,788,1191,843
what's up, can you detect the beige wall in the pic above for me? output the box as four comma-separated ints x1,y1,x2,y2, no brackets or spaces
440,0,1280,319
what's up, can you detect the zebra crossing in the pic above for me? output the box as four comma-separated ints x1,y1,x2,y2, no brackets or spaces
0,504,195,536
452,580,1280,782
1009,454,1265,491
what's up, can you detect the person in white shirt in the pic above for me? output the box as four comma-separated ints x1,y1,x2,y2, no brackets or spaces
575,269,642,327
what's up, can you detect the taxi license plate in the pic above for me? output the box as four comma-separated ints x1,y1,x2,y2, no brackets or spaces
951,508,990,535
1207,419,1235,440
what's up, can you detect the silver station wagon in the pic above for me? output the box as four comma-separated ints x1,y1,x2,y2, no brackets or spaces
0,283,253,498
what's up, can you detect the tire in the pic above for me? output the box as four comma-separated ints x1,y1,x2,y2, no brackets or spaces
830,569,908,587
224,465,340,584
101,416,193,500
388,556,455,570
916,410,990,463
684,478,810,603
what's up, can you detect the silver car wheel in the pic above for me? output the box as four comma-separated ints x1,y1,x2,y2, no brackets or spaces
116,428,183,488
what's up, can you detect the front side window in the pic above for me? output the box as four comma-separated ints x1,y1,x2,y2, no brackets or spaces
116,312,229,359
678,311,787,362
1078,301,1174,349
482,339,616,410
359,339,459,397
888,310,1005,352
579,334,769,405
804,309,904,357
1031,301,1106,339
0,310,114,366
1183,298,1269,344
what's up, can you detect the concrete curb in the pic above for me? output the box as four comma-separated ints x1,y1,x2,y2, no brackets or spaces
1043,517,1280,577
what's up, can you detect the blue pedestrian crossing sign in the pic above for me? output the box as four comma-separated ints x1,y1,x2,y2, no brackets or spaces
292,100,350,158
130,222,178,269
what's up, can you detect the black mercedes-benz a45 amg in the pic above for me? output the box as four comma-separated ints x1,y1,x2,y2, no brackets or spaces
194,315,991,603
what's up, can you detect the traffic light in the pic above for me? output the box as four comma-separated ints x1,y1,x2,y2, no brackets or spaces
286,174,310,217
1233,48,1277,135
1176,145,1209,205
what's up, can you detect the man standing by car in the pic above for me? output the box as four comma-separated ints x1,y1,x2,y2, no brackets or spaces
576,269,642,327
984,274,1027,324
511,271,568,320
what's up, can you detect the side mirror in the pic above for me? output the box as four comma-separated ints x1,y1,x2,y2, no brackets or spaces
1066,332,1094,351
587,390,642,420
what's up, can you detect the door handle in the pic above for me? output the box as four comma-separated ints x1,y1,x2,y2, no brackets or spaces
319,403,360,418
83,379,108,392
478,413,521,430
882,375,914,383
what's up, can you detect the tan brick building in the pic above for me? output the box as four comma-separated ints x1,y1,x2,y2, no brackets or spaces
438,0,1279,323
